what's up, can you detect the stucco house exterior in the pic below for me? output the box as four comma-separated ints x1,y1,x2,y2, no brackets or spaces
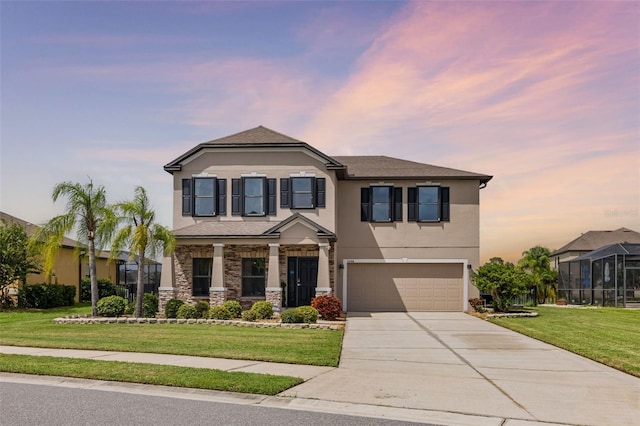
0,211,117,302
159,126,492,313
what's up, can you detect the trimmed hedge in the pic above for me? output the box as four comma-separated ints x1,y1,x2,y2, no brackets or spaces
281,306,318,324
97,295,127,317
311,295,342,321
80,278,116,302
222,300,242,318
194,301,210,319
249,301,274,320
18,284,76,309
176,304,198,319
164,299,184,319
209,305,232,320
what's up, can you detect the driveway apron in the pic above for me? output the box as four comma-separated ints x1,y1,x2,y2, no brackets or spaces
280,312,639,426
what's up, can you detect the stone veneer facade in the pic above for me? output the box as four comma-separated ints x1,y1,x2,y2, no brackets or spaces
160,242,335,312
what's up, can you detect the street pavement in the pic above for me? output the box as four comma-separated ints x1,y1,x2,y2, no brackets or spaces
1,312,638,426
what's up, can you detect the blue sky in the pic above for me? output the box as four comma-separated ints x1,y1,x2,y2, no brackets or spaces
1,1,638,262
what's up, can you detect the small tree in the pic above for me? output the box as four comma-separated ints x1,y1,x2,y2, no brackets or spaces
518,246,558,303
35,180,118,316
473,257,532,312
111,186,175,318
0,219,40,307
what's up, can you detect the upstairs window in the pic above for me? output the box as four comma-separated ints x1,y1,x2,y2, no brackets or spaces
360,185,402,222
243,177,265,216
231,177,277,216
408,186,450,222
280,177,326,209
182,177,226,217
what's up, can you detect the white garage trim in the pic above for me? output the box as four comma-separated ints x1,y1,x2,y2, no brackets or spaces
342,258,469,311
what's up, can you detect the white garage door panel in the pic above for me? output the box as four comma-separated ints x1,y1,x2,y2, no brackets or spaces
347,263,463,312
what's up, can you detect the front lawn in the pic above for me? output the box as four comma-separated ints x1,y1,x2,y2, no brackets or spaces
489,306,640,377
0,305,343,367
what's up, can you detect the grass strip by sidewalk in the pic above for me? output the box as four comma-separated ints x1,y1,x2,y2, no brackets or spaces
0,354,303,395
489,306,640,377
0,305,343,367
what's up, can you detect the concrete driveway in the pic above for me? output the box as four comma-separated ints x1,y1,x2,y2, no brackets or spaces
280,312,640,426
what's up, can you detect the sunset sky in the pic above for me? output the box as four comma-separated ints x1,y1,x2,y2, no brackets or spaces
1,1,638,263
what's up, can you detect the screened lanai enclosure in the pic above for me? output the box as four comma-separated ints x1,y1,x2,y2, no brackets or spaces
558,243,640,307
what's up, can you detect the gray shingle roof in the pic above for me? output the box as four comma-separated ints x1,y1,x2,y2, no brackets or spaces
551,228,640,256
332,155,492,183
164,126,492,184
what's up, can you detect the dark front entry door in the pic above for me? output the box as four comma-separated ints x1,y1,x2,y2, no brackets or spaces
287,257,318,307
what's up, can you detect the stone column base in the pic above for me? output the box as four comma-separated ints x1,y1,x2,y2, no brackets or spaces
209,287,226,307
314,287,333,297
158,287,178,313
265,287,282,314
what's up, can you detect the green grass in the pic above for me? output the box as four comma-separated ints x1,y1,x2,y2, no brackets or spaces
489,306,640,377
0,305,343,367
0,354,302,395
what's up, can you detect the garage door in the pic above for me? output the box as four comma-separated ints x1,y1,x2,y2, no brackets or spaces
347,263,463,312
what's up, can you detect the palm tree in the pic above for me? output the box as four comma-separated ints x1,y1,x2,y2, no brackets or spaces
36,180,117,316
518,246,558,303
111,186,175,317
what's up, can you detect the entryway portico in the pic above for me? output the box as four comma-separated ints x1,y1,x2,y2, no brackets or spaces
159,214,336,311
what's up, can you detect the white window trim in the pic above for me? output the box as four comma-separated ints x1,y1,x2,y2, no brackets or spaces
289,171,316,177
341,258,469,312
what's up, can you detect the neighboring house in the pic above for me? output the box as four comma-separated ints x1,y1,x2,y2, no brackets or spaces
0,211,116,302
550,228,640,269
557,243,640,307
159,126,492,312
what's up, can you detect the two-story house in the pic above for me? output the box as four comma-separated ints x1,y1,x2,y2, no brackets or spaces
159,126,491,313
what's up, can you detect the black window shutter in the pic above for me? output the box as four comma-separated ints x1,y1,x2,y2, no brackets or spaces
217,178,227,216
316,178,326,208
360,187,370,222
231,178,241,216
280,178,290,208
407,187,417,222
267,178,277,215
440,187,450,222
393,187,403,222
182,179,192,216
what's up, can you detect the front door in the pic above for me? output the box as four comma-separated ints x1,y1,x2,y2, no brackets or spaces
287,257,318,307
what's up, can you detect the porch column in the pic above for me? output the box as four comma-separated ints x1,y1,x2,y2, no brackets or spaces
265,243,282,312
316,242,332,297
158,253,177,313
209,243,226,306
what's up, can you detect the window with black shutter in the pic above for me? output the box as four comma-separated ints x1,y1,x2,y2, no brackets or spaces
182,179,192,216
361,185,400,222
408,186,450,222
181,177,227,217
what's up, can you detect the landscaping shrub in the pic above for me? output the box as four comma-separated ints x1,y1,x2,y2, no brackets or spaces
468,298,486,313
250,300,274,320
296,305,319,323
241,309,257,322
143,293,159,318
222,300,242,318
176,304,198,319
80,278,115,302
125,302,135,315
96,295,127,317
311,295,342,320
164,298,184,319
281,308,305,323
18,284,76,309
194,301,210,319
209,305,232,320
